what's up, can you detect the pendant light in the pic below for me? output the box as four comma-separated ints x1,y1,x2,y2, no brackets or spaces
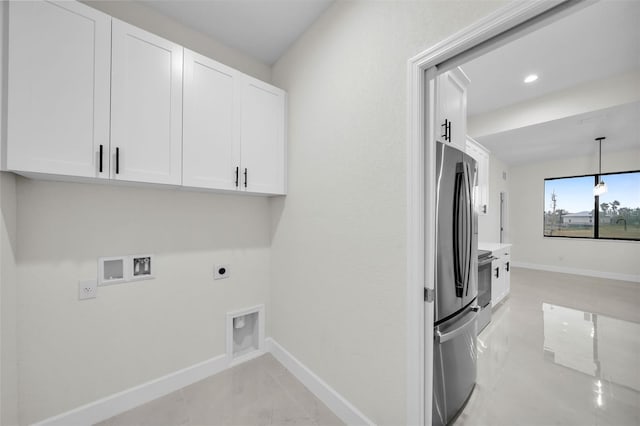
593,137,607,196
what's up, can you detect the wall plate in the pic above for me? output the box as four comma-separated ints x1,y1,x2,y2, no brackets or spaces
78,280,97,300
98,256,127,286
98,254,155,285
130,254,155,281
214,264,230,280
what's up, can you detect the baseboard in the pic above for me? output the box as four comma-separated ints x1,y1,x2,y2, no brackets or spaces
511,262,640,283
34,339,373,426
33,354,228,426
265,337,375,426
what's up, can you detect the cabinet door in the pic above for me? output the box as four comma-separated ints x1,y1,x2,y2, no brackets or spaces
504,259,511,296
183,50,239,190
240,76,286,194
436,68,469,152
7,0,111,178
492,256,510,307
465,136,490,215
111,19,183,185
502,251,511,298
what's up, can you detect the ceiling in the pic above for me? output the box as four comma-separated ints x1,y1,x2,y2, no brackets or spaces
463,0,640,165
463,0,640,117
141,0,334,65
139,0,639,165
475,101,640,166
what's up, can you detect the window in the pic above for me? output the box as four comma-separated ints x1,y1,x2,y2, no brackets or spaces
544,171,640,241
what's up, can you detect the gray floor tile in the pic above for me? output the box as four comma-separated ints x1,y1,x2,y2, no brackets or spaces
96,390,189,426
271,368,343,426
95,354,344,426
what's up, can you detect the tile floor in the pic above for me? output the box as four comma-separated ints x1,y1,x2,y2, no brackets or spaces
454,267,640,426
96,354,344,426
98,267,639,426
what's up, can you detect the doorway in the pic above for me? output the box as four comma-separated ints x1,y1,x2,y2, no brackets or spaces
406,1,597,424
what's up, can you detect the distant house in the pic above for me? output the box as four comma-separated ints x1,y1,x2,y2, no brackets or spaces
562,211,593,226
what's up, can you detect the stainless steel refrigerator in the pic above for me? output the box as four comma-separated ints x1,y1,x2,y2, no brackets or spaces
432,141,479,426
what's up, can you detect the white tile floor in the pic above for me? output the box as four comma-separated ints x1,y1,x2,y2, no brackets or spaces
97,354,344,426
455,267,640,426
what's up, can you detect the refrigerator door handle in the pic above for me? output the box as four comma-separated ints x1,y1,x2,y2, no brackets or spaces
465,163,475,296
463,161,474,296
435,310,478,343
453,163,465,298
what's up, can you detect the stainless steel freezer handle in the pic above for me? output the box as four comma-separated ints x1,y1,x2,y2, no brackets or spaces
435,310,478,343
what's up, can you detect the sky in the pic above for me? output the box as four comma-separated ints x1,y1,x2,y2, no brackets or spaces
544,172,640,213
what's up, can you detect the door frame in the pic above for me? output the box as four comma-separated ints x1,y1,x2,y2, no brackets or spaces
405,1,588,424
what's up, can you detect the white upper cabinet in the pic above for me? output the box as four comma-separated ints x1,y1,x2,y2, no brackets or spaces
6,1,286,195
7,0,111,178
183,50,239,191
111,19,183,185
436,67,469,152
465,136,490,215
182,54,286,195
239,76,286,194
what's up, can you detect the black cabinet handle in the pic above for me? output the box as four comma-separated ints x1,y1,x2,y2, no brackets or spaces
441,119,452,142
99,144,103,173
495,267,500,279
116,147,120,174
235,166,239,187
244,168,247,188
506,262,510,272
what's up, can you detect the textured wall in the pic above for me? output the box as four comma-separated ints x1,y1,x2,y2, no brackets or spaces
269,1,505,423
5,1,275,422
510,148,640,280
478,154,510,243
17,179,272,423
1,173,18,426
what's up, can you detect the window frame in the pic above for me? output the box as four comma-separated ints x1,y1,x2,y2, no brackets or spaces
543,169,640,242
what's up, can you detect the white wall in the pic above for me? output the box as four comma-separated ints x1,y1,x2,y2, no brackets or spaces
82,1,271,82
1,172,18,426
478,153,509,243
17,179,272,423
269,1,505,424
0,2,18,423
509,148,640,280
3,2,274,423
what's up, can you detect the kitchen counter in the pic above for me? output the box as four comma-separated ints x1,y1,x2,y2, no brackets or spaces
479,242,512,252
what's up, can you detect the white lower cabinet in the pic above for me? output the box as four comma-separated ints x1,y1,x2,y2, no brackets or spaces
6,0,111,178
110,19,183,185
491,246,511,307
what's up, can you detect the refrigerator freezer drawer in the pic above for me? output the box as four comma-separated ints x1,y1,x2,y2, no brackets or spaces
433,309,478,426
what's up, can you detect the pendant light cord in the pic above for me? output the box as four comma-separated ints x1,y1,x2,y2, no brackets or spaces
596,137,606,180
599,138,602,176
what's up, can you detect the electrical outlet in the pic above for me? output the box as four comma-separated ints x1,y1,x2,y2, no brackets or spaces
214,264,230,280
78,280,97,300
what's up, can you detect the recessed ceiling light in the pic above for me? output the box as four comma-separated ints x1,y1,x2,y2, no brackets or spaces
524,74,538,84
